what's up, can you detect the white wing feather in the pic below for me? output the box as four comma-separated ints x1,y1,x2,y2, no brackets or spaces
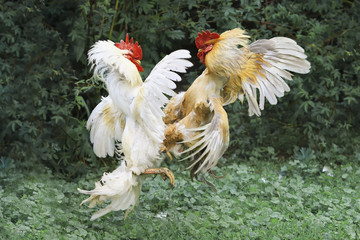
132,50,193,144
81,41,193,220
88,40,142,86
244,37,311,116
86,96,125,158
180,98,229,177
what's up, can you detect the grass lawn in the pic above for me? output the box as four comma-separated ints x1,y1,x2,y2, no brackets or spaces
1,152,359,239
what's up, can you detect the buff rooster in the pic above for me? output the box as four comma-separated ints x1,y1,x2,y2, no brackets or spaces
78,35,192,220
163,28,311,187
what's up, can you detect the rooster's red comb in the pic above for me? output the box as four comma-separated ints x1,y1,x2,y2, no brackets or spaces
115,34,143,60
195,30,220,49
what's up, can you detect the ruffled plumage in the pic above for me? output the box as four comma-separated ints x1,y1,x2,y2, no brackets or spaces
79,39,192,220
163,28,310,184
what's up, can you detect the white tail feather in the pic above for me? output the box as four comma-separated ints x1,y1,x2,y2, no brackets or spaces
81,40,193,220
78,162,141,220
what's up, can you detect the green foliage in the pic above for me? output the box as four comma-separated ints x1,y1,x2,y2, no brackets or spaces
2,0,359,171
1,157,359,239
1,0,360,238
0,1,96,173
224,0,360,163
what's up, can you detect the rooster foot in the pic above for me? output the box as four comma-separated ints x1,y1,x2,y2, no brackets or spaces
160,146,173,160
142,167,175,188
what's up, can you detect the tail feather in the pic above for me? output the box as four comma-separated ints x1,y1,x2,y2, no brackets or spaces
78,162,141,220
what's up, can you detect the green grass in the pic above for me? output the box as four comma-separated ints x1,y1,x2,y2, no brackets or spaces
1,153,359,240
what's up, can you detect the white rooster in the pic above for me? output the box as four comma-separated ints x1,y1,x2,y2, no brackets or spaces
78,34,192,220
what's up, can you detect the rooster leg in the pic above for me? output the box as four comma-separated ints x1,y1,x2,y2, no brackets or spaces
124,205,135,220
142,167,175,188
165,151,173,160
160,145,173,160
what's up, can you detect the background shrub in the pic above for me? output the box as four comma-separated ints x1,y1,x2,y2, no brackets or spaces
1,1,360,239
1,0,359,173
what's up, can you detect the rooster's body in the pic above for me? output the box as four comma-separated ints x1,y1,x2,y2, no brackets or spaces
78,36,192,220
79,28,311,220
163,28,310,182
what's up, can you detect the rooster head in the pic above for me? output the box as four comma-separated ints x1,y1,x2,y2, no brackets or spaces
115,34,143,72
195,30,220,64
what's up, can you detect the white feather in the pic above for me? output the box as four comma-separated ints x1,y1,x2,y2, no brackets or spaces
180,98,229,176
242,36,311,115
86,96,125,158
78,162,141,220
88,40,142,86
242,82,261,116
80,40,193,220
134,49,193,144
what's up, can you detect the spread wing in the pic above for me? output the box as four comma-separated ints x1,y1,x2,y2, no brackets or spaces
179,97,229,180
88,40,144,117
87,42,192,156
88,40,142,87
131,50,193,144
86,96,126,158
223,37,311,116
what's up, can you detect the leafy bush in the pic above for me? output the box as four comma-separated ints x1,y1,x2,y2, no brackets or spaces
225,0,360,164
1,0,359,172
0,1,94,173
1,1,360,238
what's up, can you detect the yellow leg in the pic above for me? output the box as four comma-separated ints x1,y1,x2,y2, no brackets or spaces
165,150,173,160
160,145,173,160
124,205,135,220
142,167,175,188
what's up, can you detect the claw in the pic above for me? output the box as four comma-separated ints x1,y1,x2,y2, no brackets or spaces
166,150,173,160
142,167,175,188
160,145,173,160
124,205,135,220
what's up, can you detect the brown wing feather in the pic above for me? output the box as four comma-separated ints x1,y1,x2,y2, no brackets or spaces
205,28,310,116
222,50,266,104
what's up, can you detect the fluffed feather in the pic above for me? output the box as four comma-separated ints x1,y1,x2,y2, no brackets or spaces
163,28,311,187
87,96,125,158
79,38,192,220
78,162,141,220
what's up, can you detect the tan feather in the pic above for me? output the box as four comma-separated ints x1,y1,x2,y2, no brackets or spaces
163,27,311,187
